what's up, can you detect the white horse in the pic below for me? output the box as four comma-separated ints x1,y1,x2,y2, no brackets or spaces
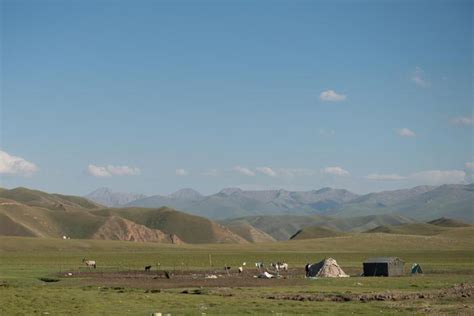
82,258,96,269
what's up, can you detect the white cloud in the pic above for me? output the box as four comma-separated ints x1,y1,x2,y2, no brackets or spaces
233,166,256,176
201,169,218,176
366,173,407,181
175,168,188,176
450,116,474,126
319,90,347,102
0,150,38,177
87,165,111,177
87,164,140,177
321,166,350,176
106,165,141,176
397,128,416,137
410,170,465,185
256,167,278,177
411,66,430,87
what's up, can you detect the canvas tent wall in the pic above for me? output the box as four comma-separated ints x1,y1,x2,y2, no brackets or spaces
363,257,404,277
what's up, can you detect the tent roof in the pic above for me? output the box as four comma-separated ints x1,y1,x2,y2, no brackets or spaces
364,257,404,263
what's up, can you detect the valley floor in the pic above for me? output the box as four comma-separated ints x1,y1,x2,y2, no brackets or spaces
1,235,473,315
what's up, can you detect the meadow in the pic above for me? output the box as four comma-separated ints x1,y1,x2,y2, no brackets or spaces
1,232,473,315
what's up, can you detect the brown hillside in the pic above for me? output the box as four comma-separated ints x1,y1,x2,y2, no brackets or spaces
0,213,36,237
224,221,276,243
92,216,183,244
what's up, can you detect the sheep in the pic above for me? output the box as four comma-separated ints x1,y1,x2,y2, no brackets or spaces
238,266,243,273
271,262,288,272
82,258,96,269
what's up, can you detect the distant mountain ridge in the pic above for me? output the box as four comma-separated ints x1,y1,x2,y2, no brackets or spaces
118,184,473,221
86,188,146,207
125,187,358,219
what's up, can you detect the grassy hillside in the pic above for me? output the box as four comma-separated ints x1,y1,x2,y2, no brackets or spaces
290,226,345,240
0,188,247,244
91,207,247,244
223,220,276,243
0,187,102,211
428,217,471,227
223,214,415,240
365,223,447,236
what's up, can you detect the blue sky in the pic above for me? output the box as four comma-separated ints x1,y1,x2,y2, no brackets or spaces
1,0,472,195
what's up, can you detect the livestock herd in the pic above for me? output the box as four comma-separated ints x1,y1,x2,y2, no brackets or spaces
81,258,289,274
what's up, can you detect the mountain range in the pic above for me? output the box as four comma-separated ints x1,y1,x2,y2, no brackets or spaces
86,184,474,221
1,187,471,244
85,188,147,207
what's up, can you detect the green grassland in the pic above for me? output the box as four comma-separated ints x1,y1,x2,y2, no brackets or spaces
1,231,473,315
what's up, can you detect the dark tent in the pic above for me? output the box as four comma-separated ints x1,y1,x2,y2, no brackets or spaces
363,257,404,277
411,263,423,275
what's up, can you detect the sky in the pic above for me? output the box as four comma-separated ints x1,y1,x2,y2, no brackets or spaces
0,0,473,196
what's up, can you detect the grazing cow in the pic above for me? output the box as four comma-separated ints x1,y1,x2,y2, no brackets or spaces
82,258,96,269
305,263,311,277
145,265,152,272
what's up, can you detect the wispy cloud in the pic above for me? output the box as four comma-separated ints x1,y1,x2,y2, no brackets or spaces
175,168,188,176
0,150,38,177
366,169,465,185
321,166,350,176
87,164,141,177
397,128,416,137
410,169,465,185
319,90,347,102
411,66,430,87
256,167,278,177
233,166,256,176
201,169,219,176
366,173,406,181
450,116,474,126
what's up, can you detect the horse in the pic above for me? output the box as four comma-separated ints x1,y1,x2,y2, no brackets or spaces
82,258,96,269
144,265,152,272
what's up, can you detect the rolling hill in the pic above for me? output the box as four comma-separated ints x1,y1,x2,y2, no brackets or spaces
221,213,416,240
364,217,471,237
428,217,471,227
290,226,345,240
0,187,246,244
